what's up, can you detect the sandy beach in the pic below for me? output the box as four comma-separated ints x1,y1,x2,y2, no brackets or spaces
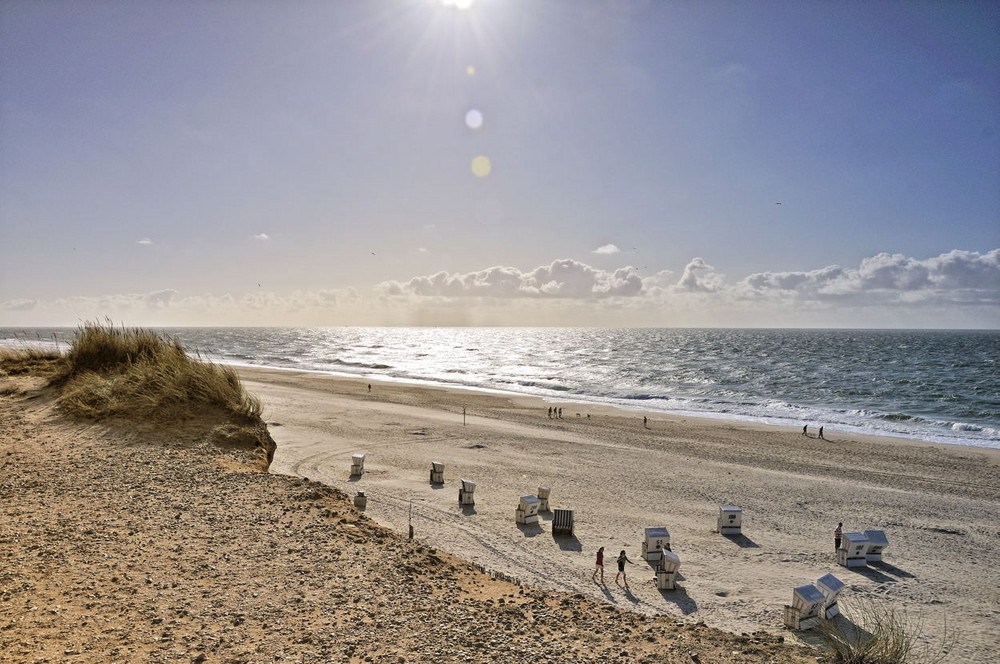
4,364,818,664
4,361,999,663
242,366,1000,663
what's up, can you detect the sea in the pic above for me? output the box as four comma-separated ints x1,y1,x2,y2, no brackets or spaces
2,327,998,450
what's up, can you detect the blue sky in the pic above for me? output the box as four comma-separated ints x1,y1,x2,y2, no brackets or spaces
1,0,998,327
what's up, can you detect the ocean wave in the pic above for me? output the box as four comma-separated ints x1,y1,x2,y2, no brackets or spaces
512,380,573,392
880,413,917,422
950,422,983,432
325,359,393,370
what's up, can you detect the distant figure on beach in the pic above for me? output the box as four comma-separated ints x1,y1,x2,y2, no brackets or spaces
558,407,563,419
368,384,371,392
615,550,635,589
834,522,843,551
802,425,808,436
819,426,825,440
643,416,648,428
548,407,552,419
592,546,605,583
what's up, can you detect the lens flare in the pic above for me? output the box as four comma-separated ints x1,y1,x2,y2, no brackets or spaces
471,155,492,177
465,109,483,129
466,65,476,76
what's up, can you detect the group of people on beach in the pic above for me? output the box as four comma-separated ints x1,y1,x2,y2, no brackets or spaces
591,546,637,589
802,424,825,439
589,524,845,592
547,407,563,419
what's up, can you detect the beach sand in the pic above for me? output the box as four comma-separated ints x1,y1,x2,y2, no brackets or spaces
4,364,999,662
2,370,815,663
242,367,1000,663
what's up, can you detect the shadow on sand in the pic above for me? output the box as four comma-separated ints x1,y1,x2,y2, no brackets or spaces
553,533,582,552
723,533,760,548
460,505,477,516
870,560,915,579
619,585,642,605
516,522,544,538
595,581,615,602
843,565,895,583
657,584,698,615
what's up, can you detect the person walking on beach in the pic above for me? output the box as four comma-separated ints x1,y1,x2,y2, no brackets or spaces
615,550,635,589
548,407,552,419
592,546,605,584
802,425,808,436
818,426,825,440
834,522,843,551
643,416,648,428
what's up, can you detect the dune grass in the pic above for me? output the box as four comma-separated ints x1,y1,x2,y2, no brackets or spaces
818,599,954,664
53,322,262,423
0,346,65,379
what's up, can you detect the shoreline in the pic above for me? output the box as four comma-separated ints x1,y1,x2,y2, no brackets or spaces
3,332,997,450
240,366,1000,663
236,364,1000,457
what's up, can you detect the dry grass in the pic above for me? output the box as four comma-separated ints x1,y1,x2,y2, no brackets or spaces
53,321,262,423
818,599,955,664
0,346,66,378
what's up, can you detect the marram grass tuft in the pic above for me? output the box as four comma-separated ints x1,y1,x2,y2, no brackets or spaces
54,321,262,423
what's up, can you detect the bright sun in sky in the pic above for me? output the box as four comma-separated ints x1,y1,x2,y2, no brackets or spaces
441,0,474,10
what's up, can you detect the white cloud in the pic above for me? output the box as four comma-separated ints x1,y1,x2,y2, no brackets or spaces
677,257,725,292
593,244,621,255
145,289,177,308
2,298,38,311
1,250,996,328
737,249,1000,306
253,233,270,241
137,238,153,246
0,287,367,327
377,259,642,299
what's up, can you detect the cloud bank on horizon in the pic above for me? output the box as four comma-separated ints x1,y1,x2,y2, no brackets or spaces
3,249,998,329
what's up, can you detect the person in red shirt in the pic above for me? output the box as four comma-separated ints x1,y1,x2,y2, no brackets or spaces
834,522,843,550
592,547,605,583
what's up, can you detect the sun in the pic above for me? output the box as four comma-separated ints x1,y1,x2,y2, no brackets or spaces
440,0,475,9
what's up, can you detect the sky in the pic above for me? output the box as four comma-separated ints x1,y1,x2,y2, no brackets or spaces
1,0,998,328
